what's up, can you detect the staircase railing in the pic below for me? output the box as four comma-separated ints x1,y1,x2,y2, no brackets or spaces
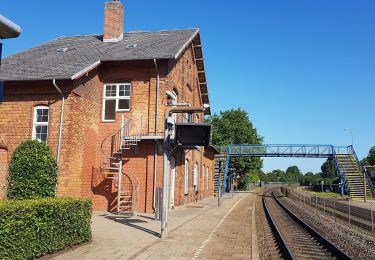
100,115,131,170
349,145,375,198
332,146,349,196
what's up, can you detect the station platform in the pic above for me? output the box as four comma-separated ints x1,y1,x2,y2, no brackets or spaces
48,192,259,260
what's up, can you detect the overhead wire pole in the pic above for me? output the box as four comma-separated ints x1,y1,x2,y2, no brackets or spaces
161,106,206,239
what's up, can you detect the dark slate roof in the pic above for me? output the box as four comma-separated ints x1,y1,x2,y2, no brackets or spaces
0,29,199,81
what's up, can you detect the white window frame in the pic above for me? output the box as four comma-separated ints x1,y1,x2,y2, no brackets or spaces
102,83,131,122
194,162,199,191
202,165,205,191
184,159,189,195
206,166,209,191
32,106,49,143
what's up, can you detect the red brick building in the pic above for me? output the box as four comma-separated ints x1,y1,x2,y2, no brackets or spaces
0,0,216,213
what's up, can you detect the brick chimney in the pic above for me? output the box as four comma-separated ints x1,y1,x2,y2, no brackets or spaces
103,0,124,43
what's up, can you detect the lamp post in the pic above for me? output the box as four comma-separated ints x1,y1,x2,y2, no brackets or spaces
161,106,207,239
0,15,22,103
344,128,353,147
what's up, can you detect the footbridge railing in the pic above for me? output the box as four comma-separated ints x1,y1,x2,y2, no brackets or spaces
226,144,338,158
221,144,372,197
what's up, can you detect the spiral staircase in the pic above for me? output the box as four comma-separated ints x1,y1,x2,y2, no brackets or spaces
100,115,141,214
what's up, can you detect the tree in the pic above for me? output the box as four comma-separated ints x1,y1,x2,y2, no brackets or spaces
367,146,375,166
285,166,302,183
238,171,260,189
301,172,323,186
7,140,58,200
361,157,369,166
258,170,267,182
320,159,337,179
206,108,263,187
266,169,285,182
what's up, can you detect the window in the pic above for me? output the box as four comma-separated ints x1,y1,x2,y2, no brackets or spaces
102,83,131,121
32,106,49,142
194,162,199,191
184,159,189,195
182,113,189,123
206,167,209,191
202,165,205,191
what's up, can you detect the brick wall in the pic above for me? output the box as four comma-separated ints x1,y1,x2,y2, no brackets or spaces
0,38,214,213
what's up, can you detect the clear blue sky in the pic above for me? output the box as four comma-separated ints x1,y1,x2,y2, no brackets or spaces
1,0,374,173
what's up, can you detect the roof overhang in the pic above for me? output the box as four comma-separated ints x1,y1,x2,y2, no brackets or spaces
71,60,101,80
0,15,21,39
192,34,210,115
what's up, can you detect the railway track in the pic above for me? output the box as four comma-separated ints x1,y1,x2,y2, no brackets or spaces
262,188,353,260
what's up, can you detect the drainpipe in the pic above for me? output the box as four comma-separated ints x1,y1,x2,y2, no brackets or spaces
52,79,65,165
153,58,159,213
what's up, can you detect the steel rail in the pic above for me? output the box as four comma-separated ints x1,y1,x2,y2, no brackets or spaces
264,189,353,260
262,193,295,259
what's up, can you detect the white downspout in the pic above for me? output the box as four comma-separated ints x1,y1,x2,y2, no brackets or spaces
153,58,159,212
52,79,65,195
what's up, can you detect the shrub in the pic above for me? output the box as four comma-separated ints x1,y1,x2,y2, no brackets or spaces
0,198,92,259
7,140,58,199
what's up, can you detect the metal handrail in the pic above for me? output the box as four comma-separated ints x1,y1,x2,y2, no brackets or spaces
227,144,336,158
349,145,375,198
332,146,349,196
100,116,131,169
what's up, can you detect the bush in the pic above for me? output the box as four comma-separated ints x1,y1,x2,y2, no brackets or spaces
7,140,58,199
0,198,92,259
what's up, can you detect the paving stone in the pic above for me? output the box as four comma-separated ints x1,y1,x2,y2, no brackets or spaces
51,193,257,260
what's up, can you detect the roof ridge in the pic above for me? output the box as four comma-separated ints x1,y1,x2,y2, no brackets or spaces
56,28,200,38
0,28,202,81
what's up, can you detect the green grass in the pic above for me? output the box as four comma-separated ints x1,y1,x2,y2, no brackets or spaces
295,187,348,199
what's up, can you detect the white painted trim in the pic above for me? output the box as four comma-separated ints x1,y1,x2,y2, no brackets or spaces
191,195,247,259
202,165,206,192
174,29,200,60
170,157,176,208
184,159,189,195
71,60,101,80
32,106,49,142
194,162,199,191
206,166,209,191
102,82,131,122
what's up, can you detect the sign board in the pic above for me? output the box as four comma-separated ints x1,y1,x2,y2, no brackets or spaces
321,180,324,185
175,123,211,147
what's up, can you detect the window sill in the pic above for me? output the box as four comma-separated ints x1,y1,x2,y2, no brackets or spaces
102,120,116,123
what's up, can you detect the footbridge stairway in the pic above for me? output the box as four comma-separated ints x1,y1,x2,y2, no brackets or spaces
335,152,372,200
214,152,226,197
100,115,141,214
220,144,374,201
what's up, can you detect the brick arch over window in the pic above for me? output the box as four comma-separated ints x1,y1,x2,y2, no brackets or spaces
0,144,9,199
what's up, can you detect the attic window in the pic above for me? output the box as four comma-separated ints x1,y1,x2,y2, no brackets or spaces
56,47,69,53
125,44,137,49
